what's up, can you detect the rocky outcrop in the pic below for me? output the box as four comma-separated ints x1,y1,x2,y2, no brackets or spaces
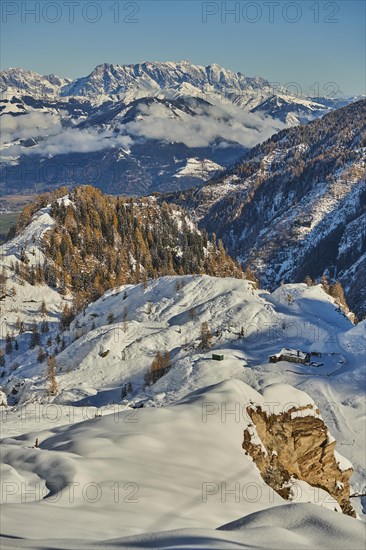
243,404,355,517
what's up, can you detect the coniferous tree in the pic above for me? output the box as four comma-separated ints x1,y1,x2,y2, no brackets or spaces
122,306,128,332
28,267,36,286
143,274,148,289
5,333,13,354
321,274,330,293
304,275,313,286
330,281,348,310
46,355,58,396
0,266,7,296
40,300,48,317
60,304,74,331
37,347,46,363
189,306,197,320
163,350,171,370
15,317,22,333
244,267,259,289
200,322,212,349
144,351,170,386
29,322,41,349
41,320,49,333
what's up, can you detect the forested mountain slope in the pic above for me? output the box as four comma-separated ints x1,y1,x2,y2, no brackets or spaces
3,185,242,306
167,100,366,317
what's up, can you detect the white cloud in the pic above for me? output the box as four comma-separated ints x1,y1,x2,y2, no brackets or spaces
1,111,133,160
0,112,61,145
118,100,285,148
0,99,284,163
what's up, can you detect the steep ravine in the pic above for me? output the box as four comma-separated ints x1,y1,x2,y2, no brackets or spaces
243,404,356,517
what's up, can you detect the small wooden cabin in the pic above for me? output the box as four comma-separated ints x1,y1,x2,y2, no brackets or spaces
212,354,224,361
269,348,310,365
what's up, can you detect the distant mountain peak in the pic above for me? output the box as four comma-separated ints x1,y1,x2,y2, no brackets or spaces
0,61,359,199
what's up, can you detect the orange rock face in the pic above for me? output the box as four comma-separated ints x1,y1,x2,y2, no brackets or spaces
243,404,355,516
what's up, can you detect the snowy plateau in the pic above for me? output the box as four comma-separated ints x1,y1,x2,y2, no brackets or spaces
0,199,365,549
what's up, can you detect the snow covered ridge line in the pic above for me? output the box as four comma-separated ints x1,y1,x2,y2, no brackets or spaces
202,400,320,423
0,403,142,426
2,60,359,116
0,396,330,427
0,391,350,429
0,61,336,105
0,504,365,550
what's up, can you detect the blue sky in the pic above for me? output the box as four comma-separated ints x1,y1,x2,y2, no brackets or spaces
1,0,365,96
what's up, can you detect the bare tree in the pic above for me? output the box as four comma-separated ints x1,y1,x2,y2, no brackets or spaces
200,321,212,349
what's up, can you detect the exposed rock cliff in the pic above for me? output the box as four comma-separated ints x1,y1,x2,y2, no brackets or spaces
243,403,355,517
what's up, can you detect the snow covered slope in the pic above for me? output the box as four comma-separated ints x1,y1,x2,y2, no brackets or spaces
0,267,365,547
1,377,364,548
1,504,365,549
1,274,365,484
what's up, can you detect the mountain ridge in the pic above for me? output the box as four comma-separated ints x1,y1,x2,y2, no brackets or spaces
165,99,366,317
0,61,359,196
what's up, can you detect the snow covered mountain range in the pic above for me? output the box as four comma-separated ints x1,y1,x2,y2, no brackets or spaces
168,99,366,319
2,61,348,114
0,61,357,195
